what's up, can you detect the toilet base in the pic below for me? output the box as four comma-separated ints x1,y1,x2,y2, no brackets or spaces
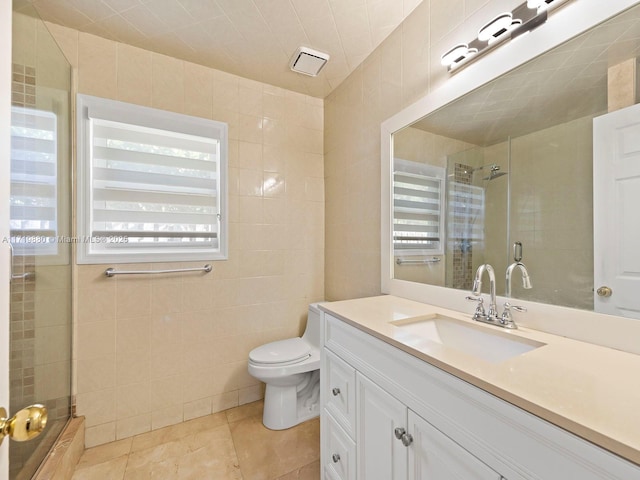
262,370,320,430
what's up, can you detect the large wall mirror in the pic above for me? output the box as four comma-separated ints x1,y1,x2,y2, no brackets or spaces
383,0,640,317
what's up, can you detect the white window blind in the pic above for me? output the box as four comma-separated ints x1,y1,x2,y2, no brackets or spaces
393,159,445,255
77,94,228,263
10,106,58,255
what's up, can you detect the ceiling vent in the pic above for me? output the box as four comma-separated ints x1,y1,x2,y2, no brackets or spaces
289,47,330,77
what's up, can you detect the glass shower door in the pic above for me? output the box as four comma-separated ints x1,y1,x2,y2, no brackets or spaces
9,6,72,478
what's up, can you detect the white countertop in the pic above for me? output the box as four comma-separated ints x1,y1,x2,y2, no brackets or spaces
320,295,640,466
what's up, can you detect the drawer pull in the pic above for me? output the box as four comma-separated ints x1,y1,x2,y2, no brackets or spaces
394,427,406,439
332,387,341,396
332,453,341,463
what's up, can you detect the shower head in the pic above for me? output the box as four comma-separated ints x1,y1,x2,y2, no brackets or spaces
482,164,508,180
483,171,508,180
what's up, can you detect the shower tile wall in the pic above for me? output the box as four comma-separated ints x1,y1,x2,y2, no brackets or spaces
46,23,325,448
11,63,36,107
508,116,594,309
10,62,37,416
452,163,474,290
8,249,36,480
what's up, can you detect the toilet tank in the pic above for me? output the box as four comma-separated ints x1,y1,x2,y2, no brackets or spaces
301,303,323,348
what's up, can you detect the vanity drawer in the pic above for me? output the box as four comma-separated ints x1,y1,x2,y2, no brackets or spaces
324,348,356,437
323,410,356,480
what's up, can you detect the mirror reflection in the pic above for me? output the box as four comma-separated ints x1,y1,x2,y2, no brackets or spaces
392,3,640,312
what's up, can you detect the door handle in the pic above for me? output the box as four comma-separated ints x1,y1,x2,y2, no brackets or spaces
0,404,47,446
597,286,613,297
8,243,35,282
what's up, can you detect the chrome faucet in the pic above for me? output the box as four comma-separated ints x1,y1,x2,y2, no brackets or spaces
472,264,500,322
468,263,527,329
505,262,532,297
500,262,532,329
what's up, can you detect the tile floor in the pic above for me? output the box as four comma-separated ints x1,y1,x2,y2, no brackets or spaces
71,401,320,480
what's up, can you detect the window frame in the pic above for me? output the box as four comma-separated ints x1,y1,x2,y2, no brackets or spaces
76,94,228,264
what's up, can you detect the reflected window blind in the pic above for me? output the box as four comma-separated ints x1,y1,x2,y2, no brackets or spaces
89,118,220,249
10,106,57,255
393,167,444,254
448,182,484,246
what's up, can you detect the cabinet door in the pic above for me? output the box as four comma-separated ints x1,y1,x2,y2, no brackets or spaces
356,373,408,480
408,411,501,480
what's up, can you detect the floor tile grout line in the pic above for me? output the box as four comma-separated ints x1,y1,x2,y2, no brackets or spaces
120,440,132,479
226,409,247,478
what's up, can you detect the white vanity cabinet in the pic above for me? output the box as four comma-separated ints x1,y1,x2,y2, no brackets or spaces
320,311,640,480
322,315,502,480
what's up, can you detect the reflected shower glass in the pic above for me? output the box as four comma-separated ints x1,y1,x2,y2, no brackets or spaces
10,5,72,478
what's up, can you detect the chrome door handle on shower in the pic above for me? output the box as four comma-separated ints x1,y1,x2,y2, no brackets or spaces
7,243,35,282
513,241,523,262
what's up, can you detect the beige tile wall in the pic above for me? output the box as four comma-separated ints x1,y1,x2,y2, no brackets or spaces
47,23,324,447
325,0,523,301
508,116,593,309
480,141,510,293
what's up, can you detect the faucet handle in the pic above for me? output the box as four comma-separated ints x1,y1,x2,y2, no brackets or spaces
466,296,486,321
500,302,526,329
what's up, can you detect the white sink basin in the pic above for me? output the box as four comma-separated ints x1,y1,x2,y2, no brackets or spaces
390,314,545,363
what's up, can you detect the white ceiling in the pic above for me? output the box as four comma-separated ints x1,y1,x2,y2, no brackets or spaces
414,3,640,146
13,0,423,98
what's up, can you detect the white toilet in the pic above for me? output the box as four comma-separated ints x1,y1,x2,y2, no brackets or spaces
248,303,322,430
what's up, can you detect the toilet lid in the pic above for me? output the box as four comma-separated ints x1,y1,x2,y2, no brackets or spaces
249,338,311,365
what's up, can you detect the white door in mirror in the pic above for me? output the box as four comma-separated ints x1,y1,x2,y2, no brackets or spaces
593,103,640,318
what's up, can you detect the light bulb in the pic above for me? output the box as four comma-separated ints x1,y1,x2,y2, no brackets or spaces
478,13,514,42
441,44,474,67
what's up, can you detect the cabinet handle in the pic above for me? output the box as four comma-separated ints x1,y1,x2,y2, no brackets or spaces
401,433,413,447
332,453,341,463
394,427,406,439
332,387,340,396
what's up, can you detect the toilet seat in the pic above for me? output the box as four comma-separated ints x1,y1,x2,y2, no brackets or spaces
249,338,311,366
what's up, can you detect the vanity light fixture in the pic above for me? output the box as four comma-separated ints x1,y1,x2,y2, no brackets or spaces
442,0,573,72
440,44,478,67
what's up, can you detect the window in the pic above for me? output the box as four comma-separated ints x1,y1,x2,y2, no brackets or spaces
77,94,228,264
10,106,58,256
393,159,445,255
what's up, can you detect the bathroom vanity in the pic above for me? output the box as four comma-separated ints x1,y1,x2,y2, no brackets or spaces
319,296,640,480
